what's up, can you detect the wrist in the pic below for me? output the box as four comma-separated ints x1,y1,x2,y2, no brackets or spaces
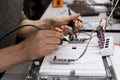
0,44,29,72
15,43,30,62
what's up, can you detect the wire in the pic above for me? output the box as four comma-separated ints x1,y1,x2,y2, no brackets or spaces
0,24,44,42
108,0,119,20
99,17,108,32
77,30,92,37
114,43,120,46
73,29,96,61
74,36,93,61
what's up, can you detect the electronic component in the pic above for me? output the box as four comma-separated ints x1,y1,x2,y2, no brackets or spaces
49,56,75,64
25,59,41,80
96,25,105,48
69,38,87,43
96,18,114,56
100,37,114,56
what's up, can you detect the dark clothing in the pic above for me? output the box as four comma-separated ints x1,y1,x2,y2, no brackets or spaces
23,0,51,20
23,0,45,20
0,0,24,78
0,0,24,48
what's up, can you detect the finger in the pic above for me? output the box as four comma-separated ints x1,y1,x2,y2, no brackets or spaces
61,25,72,31
64,30,73,36
74,20,83,29
46,38,60,44
61,26,73,35
63,14,80,22
46,44,59,50
55,32,64,39
54,27,63,33
44,48,58,55
42,30,64,39
67,30,73,36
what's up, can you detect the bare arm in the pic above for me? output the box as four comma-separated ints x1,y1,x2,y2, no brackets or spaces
0,44,26,72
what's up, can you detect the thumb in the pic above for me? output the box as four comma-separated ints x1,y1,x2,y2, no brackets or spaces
64,13,80,22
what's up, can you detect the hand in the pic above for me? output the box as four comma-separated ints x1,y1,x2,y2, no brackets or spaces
18,30,64,61
41,14,82,28
30,14,83,34
19,14,83,39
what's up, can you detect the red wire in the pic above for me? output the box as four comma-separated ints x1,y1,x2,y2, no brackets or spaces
114,43,120,46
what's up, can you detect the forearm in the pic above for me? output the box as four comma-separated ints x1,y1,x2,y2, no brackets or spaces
0,44,27,72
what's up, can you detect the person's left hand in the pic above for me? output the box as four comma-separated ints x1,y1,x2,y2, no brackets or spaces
19,14,83,39
32,14,83,35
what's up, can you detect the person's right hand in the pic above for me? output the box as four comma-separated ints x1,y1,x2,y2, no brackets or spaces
18,30,64,61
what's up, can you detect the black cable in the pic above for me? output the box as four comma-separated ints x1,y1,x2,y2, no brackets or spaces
0,24,44,42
